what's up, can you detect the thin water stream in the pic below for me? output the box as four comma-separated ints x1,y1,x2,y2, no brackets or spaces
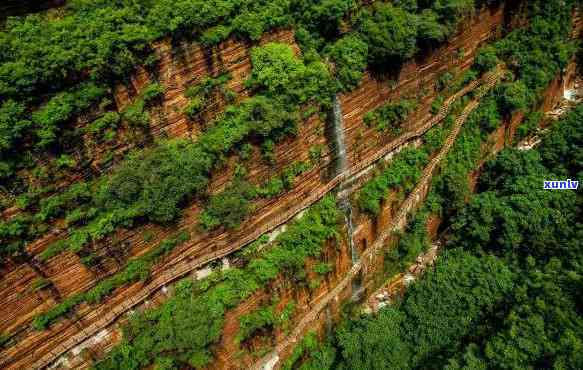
331,94,362,299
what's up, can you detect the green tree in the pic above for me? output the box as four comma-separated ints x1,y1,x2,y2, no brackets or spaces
358,3,418,66
325,34,369,91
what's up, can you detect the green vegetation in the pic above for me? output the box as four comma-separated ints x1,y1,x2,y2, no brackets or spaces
473,45,500,73
33,232,190,330
357,106,457,217
384,210,431,278
0,333,10,349
282,331,336,370
356,0,474,67
0,0,482,182
25,43,328,261
325,34,369,91
95,196,341,369
0,0,489,264
200,158,316,231
304,105,583,369
121,82,165,128
357,147,428,216
336,250,514,369
29,277,51,293
357,3,419,65
246,42,334,105
184,73,234,119
237,301,296,344
363,99,417,134
430,95,445,114
515,110,543,140
296,2,583,368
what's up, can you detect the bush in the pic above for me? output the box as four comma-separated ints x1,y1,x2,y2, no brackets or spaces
515,111,542,140
325,34,369,91
498,81,532,113
141,83,165,104
32,83,105,148
358,3,418,65
0,100,30,154
183,73,232,119
86,112,121,136
199,180,256,231
122,100,150,127
201,159,315,231
437,72,454,92
247,43,334,104
417,9,448,47
431,95,445,114
95,140,212,224
473,45,499,73
237,305,277,343
363,99,417,134
358,147,428,215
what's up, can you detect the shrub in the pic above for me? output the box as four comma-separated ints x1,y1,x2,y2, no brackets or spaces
32,83,105,148
0,100,30,154
358,147,428,215
473,45,500,73
364,99,417,134
417,9,448,46
184,73,232,119
201,159,315,231
437,72,454,92
325,34,369,91
247,43,334,105
86,112,121,136
498,81,532,113
357,3,418,65
237,305,277,343
199,180,256,231
122,100,150,127
141,83,165,104
431,95,445,114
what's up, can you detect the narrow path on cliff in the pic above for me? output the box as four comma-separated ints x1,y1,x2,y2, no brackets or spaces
252,66,505,370
27,69,502,370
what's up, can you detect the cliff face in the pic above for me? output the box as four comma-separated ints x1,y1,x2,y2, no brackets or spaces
113,30,300,141
1,3,568,369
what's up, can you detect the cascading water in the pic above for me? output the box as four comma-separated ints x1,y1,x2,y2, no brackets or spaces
332,95,348,174
330,94,362,299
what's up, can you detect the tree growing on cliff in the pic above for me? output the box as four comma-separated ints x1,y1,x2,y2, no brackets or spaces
357,3,418,67
246,42,334,104
325,34,369,91
473,45,500,73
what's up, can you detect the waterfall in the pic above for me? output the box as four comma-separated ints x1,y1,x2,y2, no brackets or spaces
340,199,359,265
330,94,362,299
332,95,348,174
